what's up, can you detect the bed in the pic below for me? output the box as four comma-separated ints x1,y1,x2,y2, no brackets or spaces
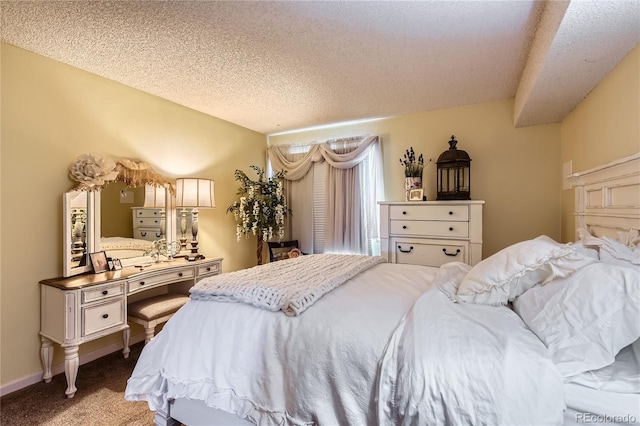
100,236,154,260
125,153,640,425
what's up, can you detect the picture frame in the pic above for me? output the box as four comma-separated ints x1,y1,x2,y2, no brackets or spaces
408,188,424,201
89,251,109,273
113,258,123,270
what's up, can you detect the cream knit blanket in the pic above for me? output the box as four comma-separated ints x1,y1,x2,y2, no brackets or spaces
190,254,386,316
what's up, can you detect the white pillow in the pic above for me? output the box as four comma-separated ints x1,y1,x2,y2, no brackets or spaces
513,263,640,377
456,236,596,305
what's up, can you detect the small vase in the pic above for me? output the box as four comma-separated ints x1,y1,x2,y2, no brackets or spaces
405,177,422,201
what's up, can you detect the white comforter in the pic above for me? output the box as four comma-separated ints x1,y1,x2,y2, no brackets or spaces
125,261,565,425
126,262,440,425
378,265,565,425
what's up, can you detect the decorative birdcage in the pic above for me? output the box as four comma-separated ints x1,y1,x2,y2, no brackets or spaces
436,135,471,200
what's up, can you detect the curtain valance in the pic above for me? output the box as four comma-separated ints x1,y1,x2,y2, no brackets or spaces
267,136,379,180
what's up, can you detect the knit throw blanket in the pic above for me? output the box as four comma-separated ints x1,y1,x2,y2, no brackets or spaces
190,254,386,316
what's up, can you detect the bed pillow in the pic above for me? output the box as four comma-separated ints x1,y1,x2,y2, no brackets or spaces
456,236,596,305
513,262,640,377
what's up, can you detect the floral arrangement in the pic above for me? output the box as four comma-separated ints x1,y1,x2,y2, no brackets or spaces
69,153,119,190
399,147,424,178
227,166,291,264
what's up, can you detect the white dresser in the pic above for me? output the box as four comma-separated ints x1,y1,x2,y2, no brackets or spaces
379,200,484,267
132,207,164,241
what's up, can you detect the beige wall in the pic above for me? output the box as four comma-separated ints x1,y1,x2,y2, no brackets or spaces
1,43,266,386
560,44,640,242
269,98,562,257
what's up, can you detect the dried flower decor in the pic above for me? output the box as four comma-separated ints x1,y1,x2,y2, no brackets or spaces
399,147,424,178
227,165,291,264
69,153,119,190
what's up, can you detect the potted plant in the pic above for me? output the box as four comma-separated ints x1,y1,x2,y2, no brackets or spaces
227,165,291,265
399,147,424,200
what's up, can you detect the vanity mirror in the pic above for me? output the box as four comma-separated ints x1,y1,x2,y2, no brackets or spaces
63,155,177,277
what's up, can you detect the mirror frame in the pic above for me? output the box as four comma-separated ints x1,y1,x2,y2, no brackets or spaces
63,186,177,277
63,191,98,277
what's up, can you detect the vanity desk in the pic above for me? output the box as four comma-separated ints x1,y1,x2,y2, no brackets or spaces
39,257,222,398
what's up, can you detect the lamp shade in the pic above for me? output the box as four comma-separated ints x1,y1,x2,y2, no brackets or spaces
143,184,166,208
175,178,215,208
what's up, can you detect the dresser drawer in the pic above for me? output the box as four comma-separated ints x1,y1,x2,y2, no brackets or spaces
394,240,467,267
390,220,469,238
135,217,161,227
134,228,163,241
134,208,162,218
196,261,221,279
390,204,469,221
82,299,125,336
81,282,125,304
129,268,195,293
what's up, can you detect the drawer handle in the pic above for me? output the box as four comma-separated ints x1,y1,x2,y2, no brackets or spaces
155,233,161,237
102,290,108,295
402,225,407,229
139,220,144,224
442,248,461,257
206,267,211,272
402,211,407,215
449,227,454,231
449,211,453,215
178,272,183,277
141,232,147,237
140,281,145,286
398,245,414,253
102,314,109,319
154,211,158,215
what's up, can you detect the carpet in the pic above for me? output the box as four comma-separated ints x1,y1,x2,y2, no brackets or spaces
1,342,155,426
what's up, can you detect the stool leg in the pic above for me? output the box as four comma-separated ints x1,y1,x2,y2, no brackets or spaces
144,326,155,344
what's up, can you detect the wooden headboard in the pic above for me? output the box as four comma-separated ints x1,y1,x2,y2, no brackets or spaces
570,152,640,240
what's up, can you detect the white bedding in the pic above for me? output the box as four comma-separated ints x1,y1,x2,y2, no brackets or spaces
563,382,640,425
378,265,565,425
126,262,441,425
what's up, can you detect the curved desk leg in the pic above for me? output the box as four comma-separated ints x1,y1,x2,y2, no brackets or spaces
40,336,54,383
64,345,79,398
122,326,131,359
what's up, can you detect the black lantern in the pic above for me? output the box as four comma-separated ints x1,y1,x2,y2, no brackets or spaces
436,135,471,200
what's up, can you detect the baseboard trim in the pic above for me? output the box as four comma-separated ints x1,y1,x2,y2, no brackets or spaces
0,334,145,397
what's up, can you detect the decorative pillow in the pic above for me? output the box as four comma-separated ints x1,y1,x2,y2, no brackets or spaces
513,263,640,377
455,236,596,305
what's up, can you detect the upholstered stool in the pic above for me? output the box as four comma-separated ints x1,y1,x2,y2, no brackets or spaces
128,294,189,344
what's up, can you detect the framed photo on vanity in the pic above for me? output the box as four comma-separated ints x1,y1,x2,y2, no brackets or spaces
89,251,109,273
409,188,424,201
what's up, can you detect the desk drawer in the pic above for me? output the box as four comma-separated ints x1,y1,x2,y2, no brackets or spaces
390,205,469,221
196,261,220,279
134,228,162,241
129,268,195,293
394,240,467,267
82,299,125,336
135,208,162,218
82,282,125,304
390,220,469,238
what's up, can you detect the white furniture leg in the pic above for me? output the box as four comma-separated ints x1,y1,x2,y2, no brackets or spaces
40,336,54,383
154,408,181,426
122,326,130,359
64,345,79,398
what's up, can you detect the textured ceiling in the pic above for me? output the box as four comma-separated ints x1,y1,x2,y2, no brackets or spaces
2,1,639,135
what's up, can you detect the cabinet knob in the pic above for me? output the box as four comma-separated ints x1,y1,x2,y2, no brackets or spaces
402,211,407,215
102,290,108,295
206,267,211,272
178,272,183,277
402,225,407,229
140,281,145,286
449,211,453,215
102,314,109,319
449,227,454,231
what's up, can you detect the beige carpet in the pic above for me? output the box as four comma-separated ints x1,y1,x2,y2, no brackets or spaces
1,342,156,426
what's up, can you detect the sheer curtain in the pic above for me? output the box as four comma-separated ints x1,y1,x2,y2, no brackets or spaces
267,135,383,255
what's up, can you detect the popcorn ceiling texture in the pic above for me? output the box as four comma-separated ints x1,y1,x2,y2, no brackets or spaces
1,1,638,134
